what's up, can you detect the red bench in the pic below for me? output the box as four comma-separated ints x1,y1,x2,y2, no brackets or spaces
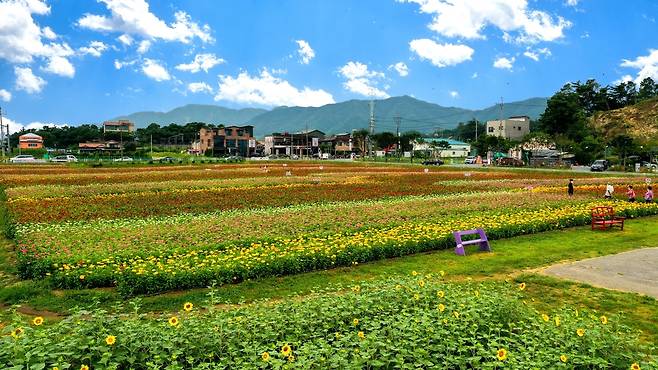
591,206,625,231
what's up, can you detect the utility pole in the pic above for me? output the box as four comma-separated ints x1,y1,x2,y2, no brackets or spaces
150,134,153,157
368,100,375,158
305,122,309,159
474,117,478,141
394,115,401,161
0,106,5,157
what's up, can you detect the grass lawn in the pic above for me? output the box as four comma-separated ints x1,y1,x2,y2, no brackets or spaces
1,215,657,342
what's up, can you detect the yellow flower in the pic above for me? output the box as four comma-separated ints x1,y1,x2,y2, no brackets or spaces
81,366,89,370
576,328,585,337
53,367,59,370
413,293,420,300
353,318,359,326
518,282,526,291
439,270,445,277
474,290,479,297
358,331,365,340
560,354,568,363
168,316,180,327
497,348,508,361
453,311,460,318
79,275,85,280
555,316,561,327
288,355,295,362
542,314,550,322
418,280,425,288
352,285,361,292
105,335,116,345
32,316,44,326
412,270,418,276
438,303,445,312
11,327,23,339
437,290,445,298
281,344,292,357
600,315,608,325
335,332,341,339
261,352,270,361
631,363,641,370
183,302,193,312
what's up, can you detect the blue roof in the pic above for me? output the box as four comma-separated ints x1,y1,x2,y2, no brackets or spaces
421,137,470,146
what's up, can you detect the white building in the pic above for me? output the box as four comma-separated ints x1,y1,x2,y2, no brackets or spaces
486,116,530,140
412,138,471,158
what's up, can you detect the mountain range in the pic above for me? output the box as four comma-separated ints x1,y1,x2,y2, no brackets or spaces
116,96,548,137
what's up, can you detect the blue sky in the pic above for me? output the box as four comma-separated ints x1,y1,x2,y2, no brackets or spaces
1,0,657,131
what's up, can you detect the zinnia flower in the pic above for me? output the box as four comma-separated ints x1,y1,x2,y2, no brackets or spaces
497,348,507,361
105,335,116,345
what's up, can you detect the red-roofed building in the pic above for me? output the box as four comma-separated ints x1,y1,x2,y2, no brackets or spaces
19,133,44,149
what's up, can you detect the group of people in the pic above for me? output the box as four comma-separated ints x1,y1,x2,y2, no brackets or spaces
567,179,654,203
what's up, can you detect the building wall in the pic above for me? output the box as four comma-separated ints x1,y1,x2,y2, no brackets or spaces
198,126,255,156
485,117,530,140
19,135,44,149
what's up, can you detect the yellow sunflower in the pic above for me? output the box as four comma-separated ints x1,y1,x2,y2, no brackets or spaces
600,315,608,325
32,316,44,326
168,316,180,327
358,331,365,340
438,303,445,312
11,327,23,339
560,355,568,363
105,335,116,346
576,328,585,337
412,270,418,276
80,365,89,370
439,270,445,277
541,314,550,322
281,344,292,357
555,316,561,327
631,363,641,370
418,280,425,288
353,318,359,326
497,348,508,361
183,302,193,312
261,352,270,361
518,282,526,291
437,290,445,298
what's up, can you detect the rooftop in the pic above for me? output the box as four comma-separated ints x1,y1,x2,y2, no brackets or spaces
420,137,470,146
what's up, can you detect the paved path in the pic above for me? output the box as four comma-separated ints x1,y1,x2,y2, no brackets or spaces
542,248,658,298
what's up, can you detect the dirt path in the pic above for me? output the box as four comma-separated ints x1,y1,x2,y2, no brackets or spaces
541,247,658,298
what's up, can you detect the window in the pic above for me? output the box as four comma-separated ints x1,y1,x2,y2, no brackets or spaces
225,129,233,136
488,127,494,133
518,127,522,131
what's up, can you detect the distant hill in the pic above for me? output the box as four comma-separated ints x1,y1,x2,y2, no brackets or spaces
590,97,658,143
115,104,267,128
115,96,547,137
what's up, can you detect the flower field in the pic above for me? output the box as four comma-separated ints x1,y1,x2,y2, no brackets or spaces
1,275,655,369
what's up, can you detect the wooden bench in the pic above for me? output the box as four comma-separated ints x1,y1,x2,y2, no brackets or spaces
591,206,625,231
453,228,491,256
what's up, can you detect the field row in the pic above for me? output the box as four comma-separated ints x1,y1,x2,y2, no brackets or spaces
2,276,653,369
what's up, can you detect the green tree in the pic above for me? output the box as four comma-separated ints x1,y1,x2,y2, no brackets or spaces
638,77,658,102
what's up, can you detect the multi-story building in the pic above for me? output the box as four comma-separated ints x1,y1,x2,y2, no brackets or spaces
103,120,135,133
320,133,353,154
264,130,325,157
485,116,530,141
192,125,256,156
18,133,44,149
78,140,122,153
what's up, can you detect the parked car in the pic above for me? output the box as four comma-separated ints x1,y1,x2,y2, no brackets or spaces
464,156,476,164
9,155,37,163
590,159,609,172
153,156,176,163
51,155,78,163
497,157,524,167
113,156,133,162
422,159,444,166
641,161,658,171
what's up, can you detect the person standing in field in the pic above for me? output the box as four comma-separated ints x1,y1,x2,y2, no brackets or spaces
645,186,654,203
627,185,636,202
604,184,614,199
568,179,574,197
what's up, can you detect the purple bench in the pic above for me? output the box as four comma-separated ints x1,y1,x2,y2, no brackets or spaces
453,229,491,256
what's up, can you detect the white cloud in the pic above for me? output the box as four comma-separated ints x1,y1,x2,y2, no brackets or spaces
0,0,75,80
142,59,171,81
114,59,137,70
79,41,108,57
175,53,224,73
14,67,46,94
523,51,539,61
339,61,389,98
187,82,213,94
471,72,478,79
620,49,658,84
409,39,474,68
399,0,571,44
523,47,551,61
42,55,75,77
137,40,151,54
565,0,579,6
2,116,67,134
449,91,459,98
613,75,633,85
389,62,409,77
0,89,11,102
214,69,335,107
117,34,133,46
295,40,315,64
78,0,212,44
493,56,515,70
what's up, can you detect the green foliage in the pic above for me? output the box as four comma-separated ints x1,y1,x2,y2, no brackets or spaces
1,277,655,369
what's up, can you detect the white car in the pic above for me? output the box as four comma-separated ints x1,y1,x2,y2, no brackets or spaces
464,156,476,164
51,155,78,163
113,156,133,162
10,155,37,163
